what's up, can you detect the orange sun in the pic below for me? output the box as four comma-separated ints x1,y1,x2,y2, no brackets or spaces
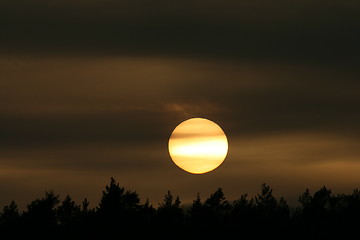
168,118,228,174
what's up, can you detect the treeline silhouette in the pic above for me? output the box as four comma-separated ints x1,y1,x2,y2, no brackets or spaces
1,177,360,238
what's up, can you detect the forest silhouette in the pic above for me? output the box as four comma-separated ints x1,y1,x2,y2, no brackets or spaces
1,177,360,238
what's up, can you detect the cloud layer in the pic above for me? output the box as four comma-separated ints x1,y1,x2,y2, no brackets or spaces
1,0,360,61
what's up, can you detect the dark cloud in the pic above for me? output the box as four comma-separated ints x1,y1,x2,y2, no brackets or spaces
1,0,360,62
165,61,360,139
2,57,358,148
0,109,172,147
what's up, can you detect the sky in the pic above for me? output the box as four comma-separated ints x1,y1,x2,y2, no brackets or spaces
1,0,360,209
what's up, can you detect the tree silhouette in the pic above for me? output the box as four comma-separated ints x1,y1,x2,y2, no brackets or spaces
188,192,206,225
254,184,277,211
0,201,20,226
23,191,60,228
299,187,332,222
97,177,141,227
251,184,291,237
57,195,81,227
230,193,255,226
343,189,360,220
81,198,90,213
98,177,140,212
98,177,125,212
157,190,183,224
204,188,230,224
277,197,290,221
1,180,360,237
139,198,156,224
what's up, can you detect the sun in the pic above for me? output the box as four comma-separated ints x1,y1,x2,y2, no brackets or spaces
168,118,228,174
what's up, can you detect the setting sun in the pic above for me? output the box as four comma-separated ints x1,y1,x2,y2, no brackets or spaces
168,118,228,174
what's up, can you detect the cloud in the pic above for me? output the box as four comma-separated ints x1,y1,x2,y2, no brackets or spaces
1,56,359,149
1,0,360,61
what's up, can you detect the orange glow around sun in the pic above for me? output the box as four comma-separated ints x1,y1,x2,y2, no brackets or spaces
168,118,228,174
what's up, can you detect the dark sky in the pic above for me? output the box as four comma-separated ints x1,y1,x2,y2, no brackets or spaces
1,0,360,209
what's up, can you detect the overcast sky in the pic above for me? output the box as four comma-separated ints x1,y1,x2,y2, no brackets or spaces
1,0,360,209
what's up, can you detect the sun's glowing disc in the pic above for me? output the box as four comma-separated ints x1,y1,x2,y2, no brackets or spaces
168,118,228,174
